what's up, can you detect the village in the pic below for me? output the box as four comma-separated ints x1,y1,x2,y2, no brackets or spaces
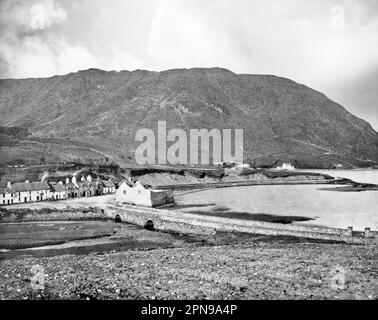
0,172,176,208
0,174,117,206
0,162,297,208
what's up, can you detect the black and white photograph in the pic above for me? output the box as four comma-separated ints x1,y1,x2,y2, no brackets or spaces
0,0,377,309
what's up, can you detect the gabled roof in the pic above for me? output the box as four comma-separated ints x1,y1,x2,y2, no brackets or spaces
0,187,13,194
50,183,66,192
46,176,71,184
76,180,92,187
102,180,115,188
65,183,78,190
11,181,50,192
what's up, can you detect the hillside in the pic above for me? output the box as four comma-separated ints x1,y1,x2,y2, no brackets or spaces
0,67,377,168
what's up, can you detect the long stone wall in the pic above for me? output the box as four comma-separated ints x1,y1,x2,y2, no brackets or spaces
105,204,378,244
154,178,345,191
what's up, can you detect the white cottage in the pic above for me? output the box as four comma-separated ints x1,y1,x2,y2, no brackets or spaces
0,187,14,205
7,181,51,204
276,163,295,171
116,180,174,208
49,182,67,200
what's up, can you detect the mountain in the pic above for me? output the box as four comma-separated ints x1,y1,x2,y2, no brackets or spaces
0,67,377,168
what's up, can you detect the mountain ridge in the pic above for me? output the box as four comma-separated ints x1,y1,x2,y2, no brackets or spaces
0,67,377,168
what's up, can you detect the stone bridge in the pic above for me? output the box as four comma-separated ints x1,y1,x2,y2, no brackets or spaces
105,204,377,244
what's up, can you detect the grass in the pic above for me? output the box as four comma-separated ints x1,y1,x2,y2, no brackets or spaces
0,221,116,250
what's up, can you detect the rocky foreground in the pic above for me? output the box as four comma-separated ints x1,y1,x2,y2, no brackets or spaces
0,240,376,300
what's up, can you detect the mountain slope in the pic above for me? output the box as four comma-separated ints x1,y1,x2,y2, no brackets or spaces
0,67,377,168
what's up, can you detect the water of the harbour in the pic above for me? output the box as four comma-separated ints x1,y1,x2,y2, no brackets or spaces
175,170,378,231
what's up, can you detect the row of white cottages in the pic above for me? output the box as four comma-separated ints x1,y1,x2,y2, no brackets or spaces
0,175,116,206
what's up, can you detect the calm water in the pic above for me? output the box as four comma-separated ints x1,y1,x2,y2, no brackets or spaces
175,170,378,231
300,169,378,184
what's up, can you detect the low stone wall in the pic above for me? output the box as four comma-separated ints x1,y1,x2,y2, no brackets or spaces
0,207,110,223
106,204,377,244
155,178,344,191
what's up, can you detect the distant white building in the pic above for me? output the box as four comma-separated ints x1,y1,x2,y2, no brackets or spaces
214,162,250,169
276,163,295,171
235,163,250,169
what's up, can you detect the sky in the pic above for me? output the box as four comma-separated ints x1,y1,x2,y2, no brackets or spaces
0,0,377,130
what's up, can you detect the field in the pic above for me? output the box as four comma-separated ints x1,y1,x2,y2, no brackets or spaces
0,221,117,250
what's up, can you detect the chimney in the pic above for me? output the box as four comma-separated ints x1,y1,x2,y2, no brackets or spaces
6,181,11,188
87,175,92,182
66,177,70,184
72,176,77,185
81,176,85,181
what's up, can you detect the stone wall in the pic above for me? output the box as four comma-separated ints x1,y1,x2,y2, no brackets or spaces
106,204,378,244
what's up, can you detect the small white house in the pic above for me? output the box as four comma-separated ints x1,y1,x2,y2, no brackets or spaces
102,180,116,194
116,180,174,207
0,187,14,205
49,182,67,200
276,163,295,171
235,163,250,169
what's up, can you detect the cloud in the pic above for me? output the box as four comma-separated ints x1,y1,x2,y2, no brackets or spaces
0,0,89,78
146,0,249,72
0,0,67,32
0,0,144,78
30,0,67,30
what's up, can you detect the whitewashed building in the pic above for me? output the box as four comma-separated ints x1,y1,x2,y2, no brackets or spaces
116,180,174,207
276,163,295,171
7,181,51,204
101,180,116,194
49,182,67,200
0,187,14,205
